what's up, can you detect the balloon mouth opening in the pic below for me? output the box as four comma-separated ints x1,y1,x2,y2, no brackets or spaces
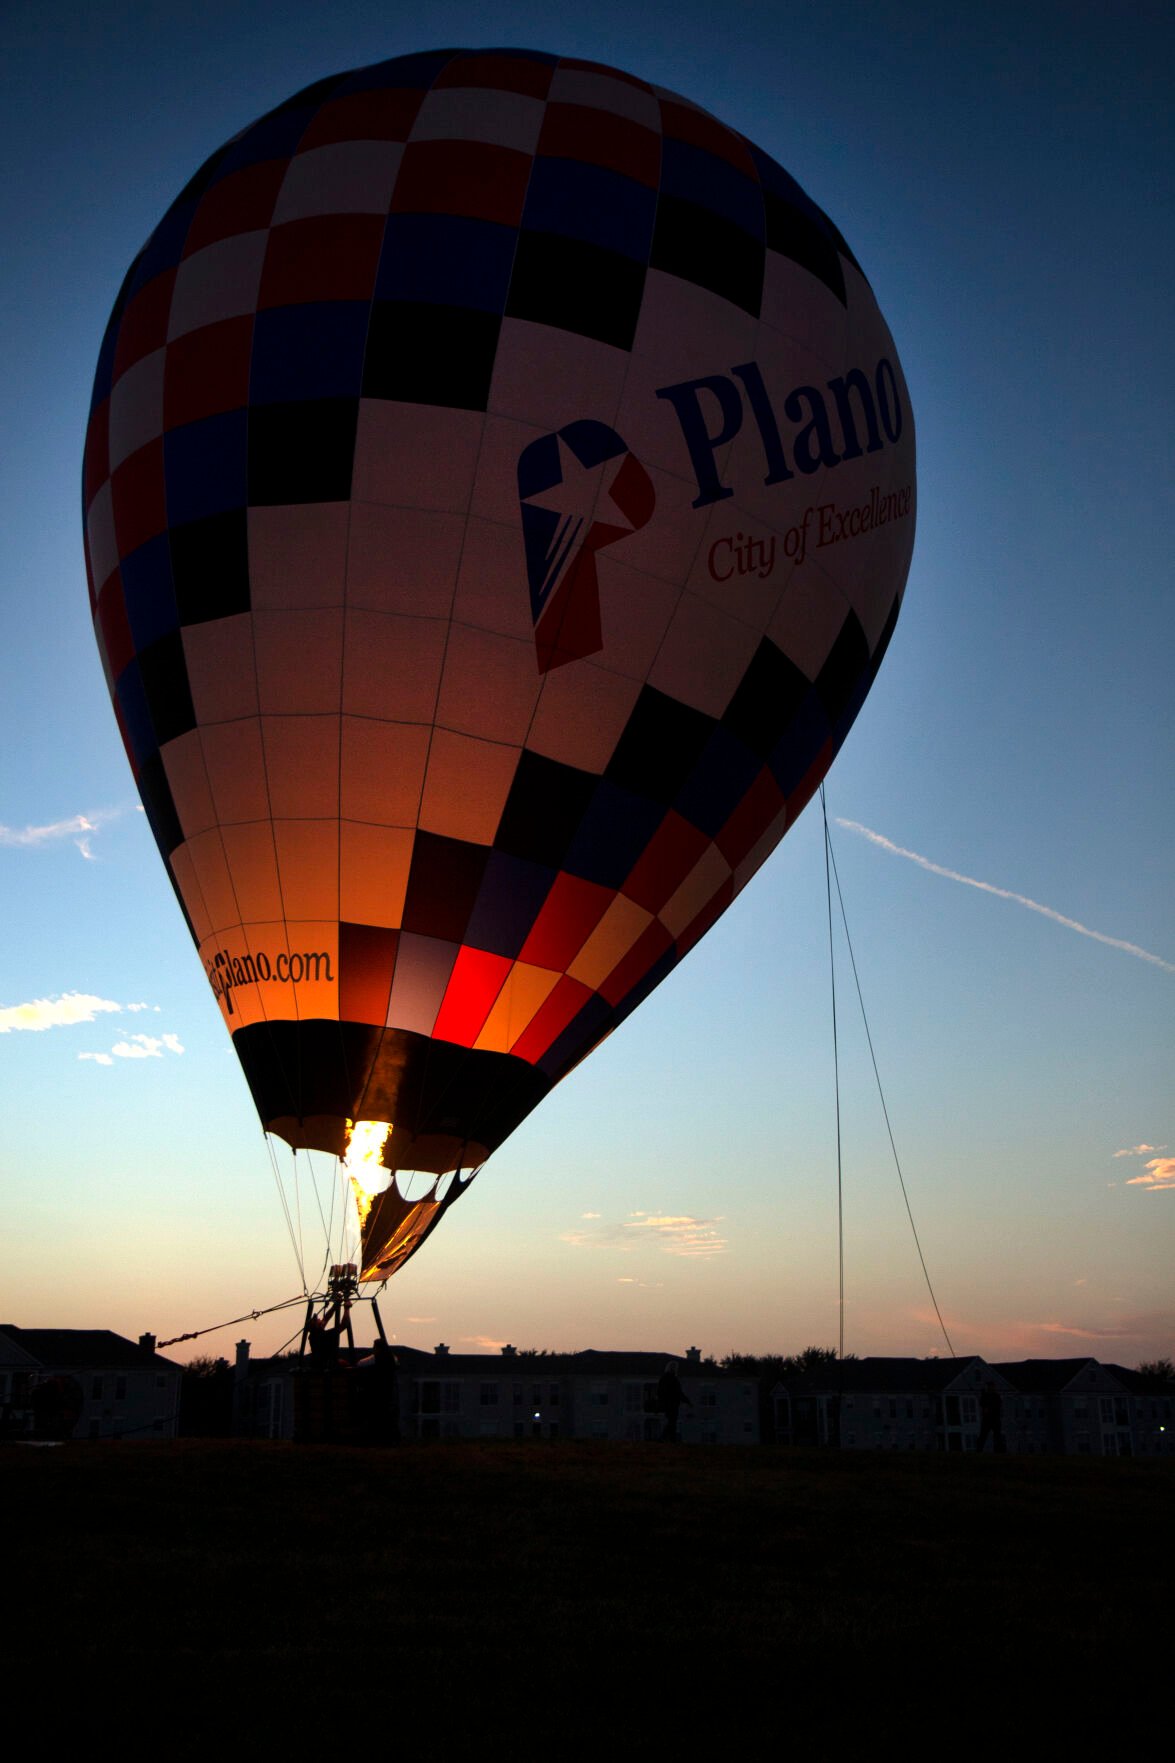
340,1120,477,1282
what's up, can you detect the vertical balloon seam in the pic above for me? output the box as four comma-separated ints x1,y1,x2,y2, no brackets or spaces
356,45,508,1172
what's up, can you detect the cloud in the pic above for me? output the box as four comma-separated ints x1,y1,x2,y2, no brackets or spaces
624,1214,728,1257
460,1335,508,1350
581,1210,601,1218
1126,1158,1175,1191
903,1304,1175,1362
0,992,125,1033
0,806,128,860
404,1316,436,1324
1113,1143,1165,1157
562,1211,728,1257
837,820,1175,974
78,1031,184,1065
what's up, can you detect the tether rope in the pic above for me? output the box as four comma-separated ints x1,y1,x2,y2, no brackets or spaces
820,785,846,1360
158,1294,309,1349
822,797,956,1359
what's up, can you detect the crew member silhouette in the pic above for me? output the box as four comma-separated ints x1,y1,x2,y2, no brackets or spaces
657,1361,692,1442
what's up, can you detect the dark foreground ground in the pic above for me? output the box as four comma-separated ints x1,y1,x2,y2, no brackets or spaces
8,1440,1171,1739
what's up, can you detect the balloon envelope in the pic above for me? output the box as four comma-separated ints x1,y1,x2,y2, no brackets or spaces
84,49,915,1220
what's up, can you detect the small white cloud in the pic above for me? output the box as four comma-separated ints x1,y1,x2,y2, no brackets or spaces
1113,1143,1165,1158
108,1033,184,1060
624,1214,728,1258
562,1211,728,1258
581,1210,601,1219
404,1316,436,1324
1126,1158,1175,1191
79,1030,185,1066
1,993,124,1033
461,1335,508,1350
0,807,127,859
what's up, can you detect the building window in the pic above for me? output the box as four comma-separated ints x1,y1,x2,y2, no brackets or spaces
91,1376,103,1399
624,1384,643,1412
591,1386,608,1405
479,1382,498,1406
701,1386,717,1409
115,1375,127,1401
443,1383,460,1413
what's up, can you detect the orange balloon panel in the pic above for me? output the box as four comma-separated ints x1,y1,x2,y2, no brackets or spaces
84,48,915,1181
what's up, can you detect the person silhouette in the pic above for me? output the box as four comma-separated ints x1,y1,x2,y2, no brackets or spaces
656,1362,692,1442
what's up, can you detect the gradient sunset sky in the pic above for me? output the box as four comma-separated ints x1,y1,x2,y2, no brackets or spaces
2,0,1171,1364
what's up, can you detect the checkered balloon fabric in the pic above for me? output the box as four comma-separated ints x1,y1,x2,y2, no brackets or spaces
84,48,916,1178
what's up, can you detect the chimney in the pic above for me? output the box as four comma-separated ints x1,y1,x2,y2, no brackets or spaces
435,1342,449,1357
685,1345,701,1364
235,1339,251,1378
500,1343,517,1357
139,1332,156,1354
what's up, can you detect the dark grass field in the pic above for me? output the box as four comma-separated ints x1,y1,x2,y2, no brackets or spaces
7,1440,1171,1739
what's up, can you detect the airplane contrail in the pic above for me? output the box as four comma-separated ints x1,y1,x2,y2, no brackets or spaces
836,819,1175,975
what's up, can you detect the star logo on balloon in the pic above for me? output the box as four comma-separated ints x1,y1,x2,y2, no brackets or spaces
517,420,656,673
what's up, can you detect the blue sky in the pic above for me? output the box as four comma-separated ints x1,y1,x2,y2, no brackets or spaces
2,0,1171,1363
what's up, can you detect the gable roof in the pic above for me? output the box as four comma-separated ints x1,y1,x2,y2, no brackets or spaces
773,1356,993,1395
991,1358,1121,1393
0,1327,179,1371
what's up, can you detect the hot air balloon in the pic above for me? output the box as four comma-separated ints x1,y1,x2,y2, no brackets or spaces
83,48,915,1285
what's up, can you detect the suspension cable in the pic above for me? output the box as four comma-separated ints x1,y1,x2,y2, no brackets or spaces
820,785,846,1360
823,806,956,1359
266,1132,307,1294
